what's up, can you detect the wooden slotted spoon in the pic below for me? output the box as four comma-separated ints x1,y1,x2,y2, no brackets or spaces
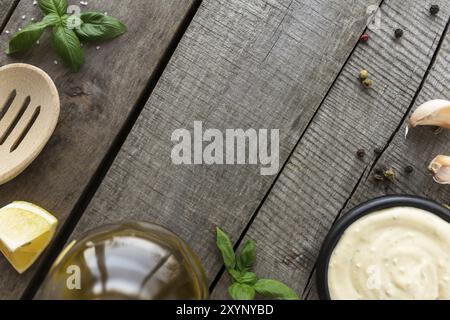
0,63,60,185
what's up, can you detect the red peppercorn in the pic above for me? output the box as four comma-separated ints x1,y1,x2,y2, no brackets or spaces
360,34,369,42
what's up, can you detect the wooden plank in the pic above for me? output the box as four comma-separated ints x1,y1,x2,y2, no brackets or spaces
305,22,450,300
70,0,381,291
0,0,197,299
212,0,450,299
305,18,450,299
0,0,17,29
346,32,450,214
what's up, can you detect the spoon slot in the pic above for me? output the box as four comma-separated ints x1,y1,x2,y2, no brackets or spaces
10,106,41,153
0,90,17,123
0,95,31,145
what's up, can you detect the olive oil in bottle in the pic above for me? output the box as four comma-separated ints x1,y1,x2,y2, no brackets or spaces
37,222,209,300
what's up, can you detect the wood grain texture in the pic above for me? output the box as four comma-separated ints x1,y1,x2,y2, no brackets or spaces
212,0,450,299
303,17,450,300
0,0,16,29
345,32,450,212
71,0,381,290
305,23,450,300
0,0,196,299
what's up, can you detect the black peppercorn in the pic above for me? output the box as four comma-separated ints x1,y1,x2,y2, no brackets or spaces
357,149,366,158
394,28,404,38
430,5,440,15
374,167,383,175
405,165,414,174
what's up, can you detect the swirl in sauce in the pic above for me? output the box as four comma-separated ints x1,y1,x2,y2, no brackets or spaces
328,207,450,300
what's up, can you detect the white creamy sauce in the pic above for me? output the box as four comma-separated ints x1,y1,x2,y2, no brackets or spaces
328,207,450,300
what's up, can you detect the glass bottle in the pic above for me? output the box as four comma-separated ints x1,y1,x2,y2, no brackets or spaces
37,222,209,300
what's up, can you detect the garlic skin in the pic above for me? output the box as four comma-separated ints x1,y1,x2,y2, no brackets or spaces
409,100,450,129
429,155,450,185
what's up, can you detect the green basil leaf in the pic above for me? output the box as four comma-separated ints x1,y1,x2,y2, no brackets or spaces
75,12,126,42
253,279,299,300
228,269,257,285
52,25,83,71
228,269,241,283
239,272,258,286
43,13,62,25
216,227,236,270
228,283,255,300
237,240,256,272
38,0,68,16
6,14,59,55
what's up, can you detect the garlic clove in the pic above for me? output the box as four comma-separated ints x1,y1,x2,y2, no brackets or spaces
429,155,450,184
410,100,450,129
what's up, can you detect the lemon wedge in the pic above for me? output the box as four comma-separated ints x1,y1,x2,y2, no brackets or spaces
0,202,58,273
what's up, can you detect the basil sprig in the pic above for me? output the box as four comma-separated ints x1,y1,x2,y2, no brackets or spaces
6,0,126,71
75,12,127,42
216,227,299,300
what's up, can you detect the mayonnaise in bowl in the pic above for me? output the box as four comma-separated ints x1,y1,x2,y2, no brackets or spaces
317,197,450,300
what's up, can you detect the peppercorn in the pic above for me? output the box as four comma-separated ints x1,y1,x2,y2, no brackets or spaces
359,70,369,81
404,165,414,174
362,79,373,88
384,169,396,182
356,148,366,158
360,34,369,42
374,167,384,175
430,5,440,15
374,147,383,155
394,28,404,38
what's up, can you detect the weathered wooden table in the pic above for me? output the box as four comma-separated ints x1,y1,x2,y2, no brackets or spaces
0,0,449,300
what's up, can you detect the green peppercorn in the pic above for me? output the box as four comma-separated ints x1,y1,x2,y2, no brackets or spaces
359,70,369,81
430,5,440,15
362,79,373,88
394,28,404,38
384,169,396,182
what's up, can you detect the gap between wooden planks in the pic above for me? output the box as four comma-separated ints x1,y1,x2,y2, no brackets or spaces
305,19,450,300
0,0,18,31
305,14,450,301
64,0,381,297
212,0,450,299
0,0,199,299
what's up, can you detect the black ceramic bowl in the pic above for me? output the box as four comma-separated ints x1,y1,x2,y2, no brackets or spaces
316,195,450,300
